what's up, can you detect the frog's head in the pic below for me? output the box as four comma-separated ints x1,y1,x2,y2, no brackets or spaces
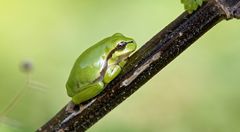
107,33,137,61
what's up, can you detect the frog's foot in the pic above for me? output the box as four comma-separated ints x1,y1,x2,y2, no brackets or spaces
61,99,97,125
66,101,80,113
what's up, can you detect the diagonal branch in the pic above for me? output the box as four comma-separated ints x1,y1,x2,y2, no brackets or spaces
37,0,240,131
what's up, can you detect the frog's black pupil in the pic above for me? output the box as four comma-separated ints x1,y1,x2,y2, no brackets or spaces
119,41,126,46
117,42,126,50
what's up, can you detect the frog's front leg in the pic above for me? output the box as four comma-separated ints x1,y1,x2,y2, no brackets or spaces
118,60,127,68
72,82,104,104
103,65,122,84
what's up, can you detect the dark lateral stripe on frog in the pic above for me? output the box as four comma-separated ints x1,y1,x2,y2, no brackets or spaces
93,41,133,83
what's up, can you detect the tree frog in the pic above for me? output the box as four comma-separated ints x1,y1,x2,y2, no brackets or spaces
66,33,137,104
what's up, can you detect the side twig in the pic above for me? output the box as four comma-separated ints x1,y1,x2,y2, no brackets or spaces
37,0,240,131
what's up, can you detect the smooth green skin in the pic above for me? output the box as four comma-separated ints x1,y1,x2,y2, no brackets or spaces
66,33,137,104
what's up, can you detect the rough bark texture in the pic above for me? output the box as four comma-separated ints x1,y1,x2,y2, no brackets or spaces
37,0,240,131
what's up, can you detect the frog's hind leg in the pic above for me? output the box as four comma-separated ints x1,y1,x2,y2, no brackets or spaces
72,81,104,104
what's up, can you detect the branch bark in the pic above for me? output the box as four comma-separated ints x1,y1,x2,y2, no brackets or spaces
37,0,240,131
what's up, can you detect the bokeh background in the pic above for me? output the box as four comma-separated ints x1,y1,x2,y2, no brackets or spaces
1,0,240,131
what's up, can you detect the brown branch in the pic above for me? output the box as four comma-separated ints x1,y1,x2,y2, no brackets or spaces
37,0,240,131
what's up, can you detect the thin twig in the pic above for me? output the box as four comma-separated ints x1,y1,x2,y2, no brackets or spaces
37,0,240,131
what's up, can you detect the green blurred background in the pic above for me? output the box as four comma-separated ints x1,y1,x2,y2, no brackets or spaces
0,0,240,131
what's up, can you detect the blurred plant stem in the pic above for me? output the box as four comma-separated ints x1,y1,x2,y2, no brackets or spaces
37,0,240,131
0,60,32,118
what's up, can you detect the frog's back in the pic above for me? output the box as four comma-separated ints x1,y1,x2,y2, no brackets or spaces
66,38,112,97
78,40,108,68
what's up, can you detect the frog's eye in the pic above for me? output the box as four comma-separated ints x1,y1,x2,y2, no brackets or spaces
118,40,133,46
117,41,134,50
117,41,127,50
118,41,127,46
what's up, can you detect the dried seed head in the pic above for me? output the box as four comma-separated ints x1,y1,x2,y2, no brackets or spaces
19,60,33,74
